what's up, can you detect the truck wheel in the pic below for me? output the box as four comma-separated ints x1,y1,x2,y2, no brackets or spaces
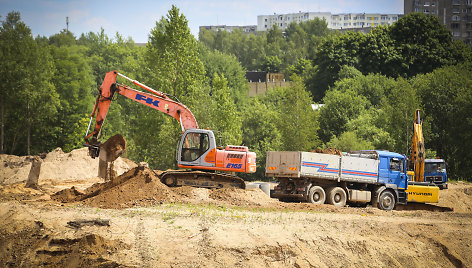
326,187,347,207
308,186,326,204
377,190,395,211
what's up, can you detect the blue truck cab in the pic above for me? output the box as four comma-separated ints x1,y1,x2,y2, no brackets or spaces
424,159,448,189
377,151,408,190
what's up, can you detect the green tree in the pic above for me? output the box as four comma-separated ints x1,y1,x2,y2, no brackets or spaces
327,131,373,152
209,74,242,145
145,5,204,98
413,63,472,180
318,87,369,143
261,55,282,73
241,98,282,179
389,13,466,77
264,77,320,151
198,45,250,106
310,32,365,101
48,44,95,152
0,12,59,155
124,5,207,169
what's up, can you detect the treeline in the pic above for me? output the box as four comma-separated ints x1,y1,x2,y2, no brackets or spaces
1,8,471,180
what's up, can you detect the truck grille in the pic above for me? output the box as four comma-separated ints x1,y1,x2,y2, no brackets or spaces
425,176,443,183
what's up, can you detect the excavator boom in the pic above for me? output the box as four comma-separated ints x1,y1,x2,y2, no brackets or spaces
85,70,198,153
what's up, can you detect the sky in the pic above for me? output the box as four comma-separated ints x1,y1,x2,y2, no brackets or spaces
0,0,403,43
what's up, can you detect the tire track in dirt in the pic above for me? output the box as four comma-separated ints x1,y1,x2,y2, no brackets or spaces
134,220,154,267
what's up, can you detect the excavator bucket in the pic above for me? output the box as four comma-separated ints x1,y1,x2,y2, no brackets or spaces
98,134,126,180
100,134,127,162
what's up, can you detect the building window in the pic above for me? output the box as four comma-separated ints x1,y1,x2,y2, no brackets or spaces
415,7,420,12
424,9,430,14
452,15,460,21
393,17,398,20
451,23,460,29
265,25,267,28
432,10,436,14
381,15,388,20
415,0,420,5
424,2,430,6
265,18,267,22
453,32,460,37
453,8,460,13
452,0,460,5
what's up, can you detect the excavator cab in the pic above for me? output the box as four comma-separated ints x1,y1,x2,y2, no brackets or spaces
178,129,214,165
176,129,256,174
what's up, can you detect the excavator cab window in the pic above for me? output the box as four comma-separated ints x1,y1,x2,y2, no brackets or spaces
181,132,210,162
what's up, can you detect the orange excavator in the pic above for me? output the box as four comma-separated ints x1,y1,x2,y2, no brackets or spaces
84,70,256,188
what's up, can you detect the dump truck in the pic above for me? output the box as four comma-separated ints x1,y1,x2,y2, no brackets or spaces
266,150,409,211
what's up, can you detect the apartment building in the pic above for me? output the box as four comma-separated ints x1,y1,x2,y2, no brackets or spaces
199,25,257,35
256,12,400,31
404,0,472,45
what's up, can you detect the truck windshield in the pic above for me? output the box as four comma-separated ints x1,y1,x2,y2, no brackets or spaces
425,162,446,173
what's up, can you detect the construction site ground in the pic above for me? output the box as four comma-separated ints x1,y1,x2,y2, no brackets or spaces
1,148,471,267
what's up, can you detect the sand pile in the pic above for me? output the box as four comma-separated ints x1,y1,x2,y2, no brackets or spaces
0,147,135,185
312,147,342,156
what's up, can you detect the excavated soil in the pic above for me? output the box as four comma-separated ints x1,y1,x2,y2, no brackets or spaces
51,166,277,209
1,147,472,267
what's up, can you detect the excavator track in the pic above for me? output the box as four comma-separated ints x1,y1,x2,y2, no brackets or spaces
160,170,246,189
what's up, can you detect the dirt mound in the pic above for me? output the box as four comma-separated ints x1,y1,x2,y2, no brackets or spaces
82,167,178,208
50,166,178,208
209,187,277,207
0,147,135,185
312,147,342,156
52,166,276,209
437,182,472,213
0,218,127,267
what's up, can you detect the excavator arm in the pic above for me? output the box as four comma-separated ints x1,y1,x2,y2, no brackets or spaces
409,109,425,182
84,70,198,158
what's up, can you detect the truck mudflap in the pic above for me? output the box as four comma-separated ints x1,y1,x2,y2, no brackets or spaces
160,170,246,189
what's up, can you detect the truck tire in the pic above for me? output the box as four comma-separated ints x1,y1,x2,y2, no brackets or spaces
308,186,326,204
377,190,396,211
326,187,347,207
